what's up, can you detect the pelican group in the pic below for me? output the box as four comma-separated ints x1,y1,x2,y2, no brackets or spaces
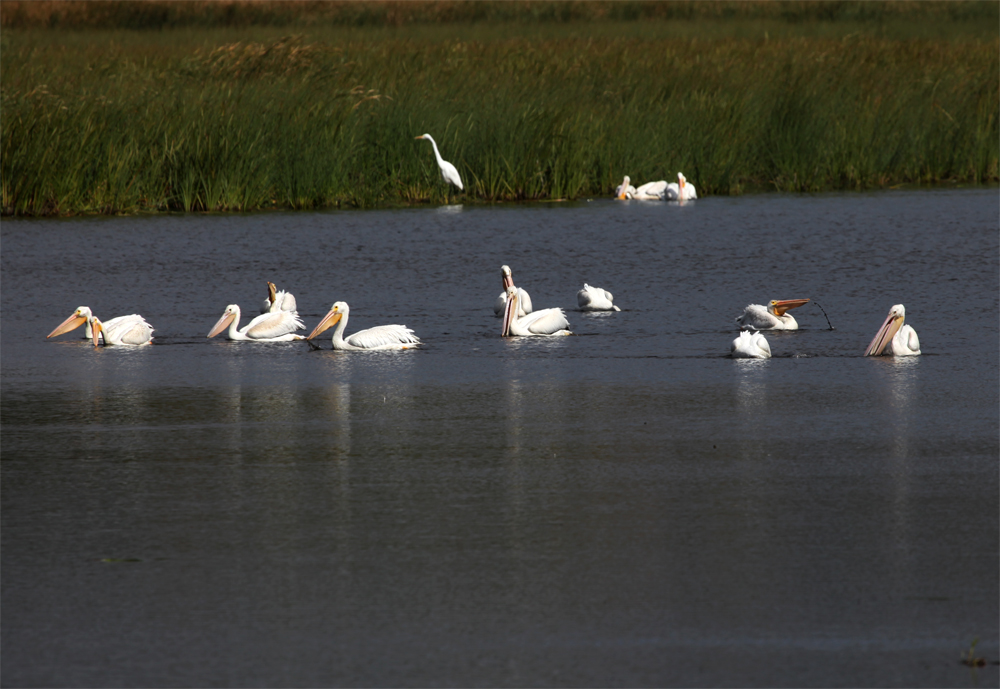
47,306,153,346
736,299,811,330
577,283,620,311
615,172,696,201
307,302,420,350
864,304,920,357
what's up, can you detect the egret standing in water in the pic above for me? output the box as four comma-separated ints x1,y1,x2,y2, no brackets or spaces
416,134,463,199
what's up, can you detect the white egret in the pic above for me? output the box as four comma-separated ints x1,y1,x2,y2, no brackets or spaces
415,134,463,191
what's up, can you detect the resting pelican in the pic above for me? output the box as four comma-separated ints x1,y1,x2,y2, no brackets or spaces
731,331,771,359
616,176,668,200
502,286,572,337
493,265,533,317
615,176,636,199
47,306,153,345
864,304,921,357
208,304,305,341
577,283,620,311
415,134,463,191
261,281,298,314
665,172,697,201
307,302,420,350
736,299,810,330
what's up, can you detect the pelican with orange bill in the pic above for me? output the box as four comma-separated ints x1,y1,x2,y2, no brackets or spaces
864,304,921,357
736,299,811,331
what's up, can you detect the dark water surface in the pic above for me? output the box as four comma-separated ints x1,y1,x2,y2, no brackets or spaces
2,190,998,688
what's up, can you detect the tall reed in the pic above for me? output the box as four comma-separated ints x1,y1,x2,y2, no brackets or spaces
2,8,997,215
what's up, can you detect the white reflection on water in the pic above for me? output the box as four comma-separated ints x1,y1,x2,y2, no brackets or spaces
734,358,770,460
435,204,464,214
884,356,920,564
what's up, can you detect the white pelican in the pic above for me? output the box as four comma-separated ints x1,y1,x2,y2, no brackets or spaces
415,134,463,191
615,176,636,199
307,302,420,350
736,299,810,330
731,330,771,359
47,306,153,345
501,286,572,337
260,281,298,314
207,304,305,341
665,172,697,201
864,304,921,357
577,283,620,311
493,264,533,317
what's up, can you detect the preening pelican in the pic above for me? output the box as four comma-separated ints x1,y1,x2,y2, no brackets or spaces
577,283,620,311
208,304,305,341
493,264,533,317
616,176,667,200
415,134,463,191
665,172,697,201
501,286,572,337
615,176,636,199
864,304,920,357
307,302,420,350
47,306,153,345
736,299,810,330
261,281,298,314
731,331,771,359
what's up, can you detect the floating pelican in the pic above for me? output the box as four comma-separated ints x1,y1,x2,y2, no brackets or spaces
577,283,620,311
665,172,697,201
47,306,153,345
261,281,298,314
864,304,921,357
615,176,636,199
307,302,420,350
493,265,533,317
736,299,810,330
616,176,668,200
207,304,305,341
731,330,771,359
415,133,463,191
501,286,572,337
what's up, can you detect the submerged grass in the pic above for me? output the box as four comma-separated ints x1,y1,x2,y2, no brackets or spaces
2,2,997,215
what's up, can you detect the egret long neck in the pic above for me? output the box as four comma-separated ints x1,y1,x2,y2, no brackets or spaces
428,137,445,167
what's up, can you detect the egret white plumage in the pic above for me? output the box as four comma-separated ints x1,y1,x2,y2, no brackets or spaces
208,304,305,341
493,265,533,317
307,302,420,350
736,299,810,330
665,172,697,201
731,330,771,359
47,306,153,345
261,281,298,314
864,304,921,357
415,133,463,191
577,283,620,311
501,286,572,337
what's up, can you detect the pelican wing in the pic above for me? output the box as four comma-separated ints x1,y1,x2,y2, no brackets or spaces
345,324,421,349
634,180,667,200
104,315,154,345
520,307,570,335
736,304,779,330
242,310,304,340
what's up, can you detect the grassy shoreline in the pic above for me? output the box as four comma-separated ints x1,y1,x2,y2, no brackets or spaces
2,2,997,216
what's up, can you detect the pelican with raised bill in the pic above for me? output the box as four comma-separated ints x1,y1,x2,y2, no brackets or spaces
494,265,533,317
577,283,620,311
261,281,298,314
47,306,153,345
736,299,811,330
665,172,697,201
501,286,572,337
307,302,420,350
208,304,305,341
731,330,771,359
864,304,920,357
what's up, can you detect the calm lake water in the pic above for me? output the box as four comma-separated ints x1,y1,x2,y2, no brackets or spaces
2,189,998,688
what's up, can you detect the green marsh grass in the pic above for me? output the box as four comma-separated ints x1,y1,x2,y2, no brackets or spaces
2,2,997,215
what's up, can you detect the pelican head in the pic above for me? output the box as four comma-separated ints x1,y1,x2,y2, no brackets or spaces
267,281,277,305
767,298,810,317
678,172,687,196
308,302,349,340
865,304,906,356
207,305,240,338
501,265,515,291
501,286,519,337
48,306,94,338
617,175,631,200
